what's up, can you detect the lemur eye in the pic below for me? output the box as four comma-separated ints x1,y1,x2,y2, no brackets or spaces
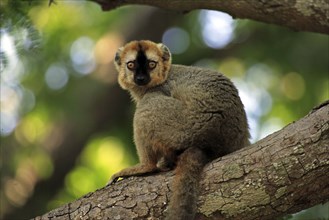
148,61,157,69
127,61,135,70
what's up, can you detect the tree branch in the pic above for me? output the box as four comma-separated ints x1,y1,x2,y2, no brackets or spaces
90,0,329,35
33,100,329,220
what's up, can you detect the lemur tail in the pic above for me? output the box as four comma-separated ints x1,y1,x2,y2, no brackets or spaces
166,147,209,220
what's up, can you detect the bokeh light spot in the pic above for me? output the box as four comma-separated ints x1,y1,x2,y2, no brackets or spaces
233,79,273,142
218,57,245,77
162,27,190,54
0,84,20,115
66,166,95,197
31,152,54,179
45,64,68,90
94,34,122,64
70,36,96,75
15,112,49,145
281,72,305,100
246,64,277,89
4,179,28,207
82,137,126,172
0,112,18,136
199,10,235,49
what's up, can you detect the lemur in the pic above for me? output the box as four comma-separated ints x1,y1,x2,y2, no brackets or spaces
109,40,250,220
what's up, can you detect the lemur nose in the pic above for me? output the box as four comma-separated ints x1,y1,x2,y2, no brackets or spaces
135,75,150,85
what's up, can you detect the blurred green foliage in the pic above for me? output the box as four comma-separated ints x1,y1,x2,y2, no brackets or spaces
1,0,328,219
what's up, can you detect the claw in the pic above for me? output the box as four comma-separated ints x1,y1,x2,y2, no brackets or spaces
106,176,119,186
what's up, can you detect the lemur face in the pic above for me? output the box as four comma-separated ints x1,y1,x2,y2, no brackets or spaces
114,40,171,90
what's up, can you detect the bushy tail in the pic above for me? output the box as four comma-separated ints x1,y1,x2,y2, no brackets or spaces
166,148,209,220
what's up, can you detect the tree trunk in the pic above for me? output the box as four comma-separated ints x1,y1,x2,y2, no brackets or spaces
33,101,329,220
91,0,329,35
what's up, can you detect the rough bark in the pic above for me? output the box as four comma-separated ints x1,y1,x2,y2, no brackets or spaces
90,0,329,35
33,101,329,219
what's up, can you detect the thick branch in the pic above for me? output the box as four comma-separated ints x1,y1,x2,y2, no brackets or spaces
34,101,329,219
90,0,329,35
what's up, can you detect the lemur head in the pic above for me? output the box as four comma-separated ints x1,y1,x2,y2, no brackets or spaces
114,40,171,91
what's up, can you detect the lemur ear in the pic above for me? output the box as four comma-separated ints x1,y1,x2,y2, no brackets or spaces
114,47,123,72
114,47,123,66
157,43,171,62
